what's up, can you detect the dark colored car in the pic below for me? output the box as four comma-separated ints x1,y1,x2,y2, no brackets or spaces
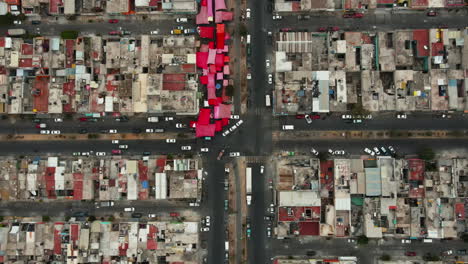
79,128,88,134
131,213,142,218
405,251,416,256
31,20,41,25
306,251,316,256
108,19,119,23
343,12,363,18
143,151,151,156
132,128,142,134
427,10,437,16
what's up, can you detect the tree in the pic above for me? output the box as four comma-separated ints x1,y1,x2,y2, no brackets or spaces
60,30,79,39
350,103,370,116
379,254,391,261
317,152,329,161
357,235,369,245
461,233,468,243
418,147,435,161
88,215,96,221
108,216,115,222
225,85,235,97
42,216,51,222
423,253,440,261
238,23,248,37
0,14,16,26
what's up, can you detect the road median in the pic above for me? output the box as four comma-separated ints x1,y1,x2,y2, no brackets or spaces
273,130,468,141
0,132,194,142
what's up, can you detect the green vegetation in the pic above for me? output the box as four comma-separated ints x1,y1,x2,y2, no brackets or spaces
88,215,96,221
461,233,468,243
356,235,369,245
60,30,79,39
379,254,391,261
423,253,440,261
418,147,435,161
350,103,370,117
87,134,100,139
0,14,21,25
317,152,329,162
238,23,248,37
225,85,234,97
42,216,51,222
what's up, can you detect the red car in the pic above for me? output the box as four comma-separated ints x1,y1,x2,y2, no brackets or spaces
79,117,88,122
405,252,416,256
111,150,122,155
108,19,119,23
427,10,437,16
280,28,292,32
329,26,340,32
311,115,321,120
343,12,363,18
295,114,305,119
109,31,121,35
170,212,180,217
317,27,327,32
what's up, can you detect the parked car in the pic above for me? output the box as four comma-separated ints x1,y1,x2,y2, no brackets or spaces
342,114,352,119
295,114,305,119
96,152,106,156
150,30,159,35
222,130,230,136
119,145,128,149
51,130,61,134
124,207,134,212
265,59,271,68
405,251,417,256
388,145,396,154
442,250,453,256
427,10,437,16
229,152,240,157
54,118,62,122
229,125,237,132
236,120,243,126
109,31,121,35
343,12,363,18
397,113,407,119
181,146,192,151
353,119,362,124
272,14,282,20
310,148,319,156
166,139,176,143
109,129,117,133
145,128,154,133
36,123,47,128
260,166,264,174
246,8,251,19
373,147,381,155
364,148,375,156
108,19,119,23
165,117,174,121
112,150,122,155
176,123,186,128
305,115,312,124
457,249,467,255
176,17,188,22
231,115,240,119
334,150,345,155
201,148,209,152
112,139,119,144
247,73,252,79
40,130,50,134
268,74,273,84
131,213,143,218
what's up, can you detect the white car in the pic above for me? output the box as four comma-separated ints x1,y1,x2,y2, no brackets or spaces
229,152,240,157
231,115,240,119
201,148,209,152
328,149,334,154
310,148,319,155
81,152,90,156
364,148,375,156
222,130,230,137
145,128,154,133
200,227,210,232
342,114,352,119
388,146,395,154
268,74,273,84
150,30,159,35
272,14,282,20
165,117,174,121
373,147,381,155
353,119,362,124
397,114,407,119
236,120,243,126
364,114,373,119
225,168,230,173
54,118,63,122
176,17,188,23
166,139,176,143
334,150,345,155
189,202,199,206
305,115,312,124
40,130,50,134
112,140,119,144
176,123,186,128
266,59,270,68
109,129,117,133
401,239,411,244
148,214,156,218
51,130,61,134
260,166,264,174
119,145,128,149
13,20,21,25
247,73,252,80
181,146,192,151
124,207,135,212
229,125,237,132
96,152,106,156
246,8,251,19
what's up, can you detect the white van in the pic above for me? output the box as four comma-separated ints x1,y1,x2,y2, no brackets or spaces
265,95,271,107
247,34,251,44
282,125,294,130
176,18,188,23
423,239,433,243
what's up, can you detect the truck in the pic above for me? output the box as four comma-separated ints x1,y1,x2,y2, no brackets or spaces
246,167,252,205
147,117,159,122
7,29,26,36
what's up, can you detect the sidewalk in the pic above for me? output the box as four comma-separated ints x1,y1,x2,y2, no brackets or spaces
0,132,192,142
273,130,468,141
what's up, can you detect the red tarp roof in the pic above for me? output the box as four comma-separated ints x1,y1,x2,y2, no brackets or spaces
198,108,211,125
199,26,215,38
196,52,209,69
196,5,209,25
221,118,229,126
413,29,429,57
215,0,226,10
215,11,233,23
215,53,225,68
196,124,216,137
217,33,225,50
214,103,232,119
299,222,320,236
208,98,219,106
215,120,222,131
200,75,208,84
